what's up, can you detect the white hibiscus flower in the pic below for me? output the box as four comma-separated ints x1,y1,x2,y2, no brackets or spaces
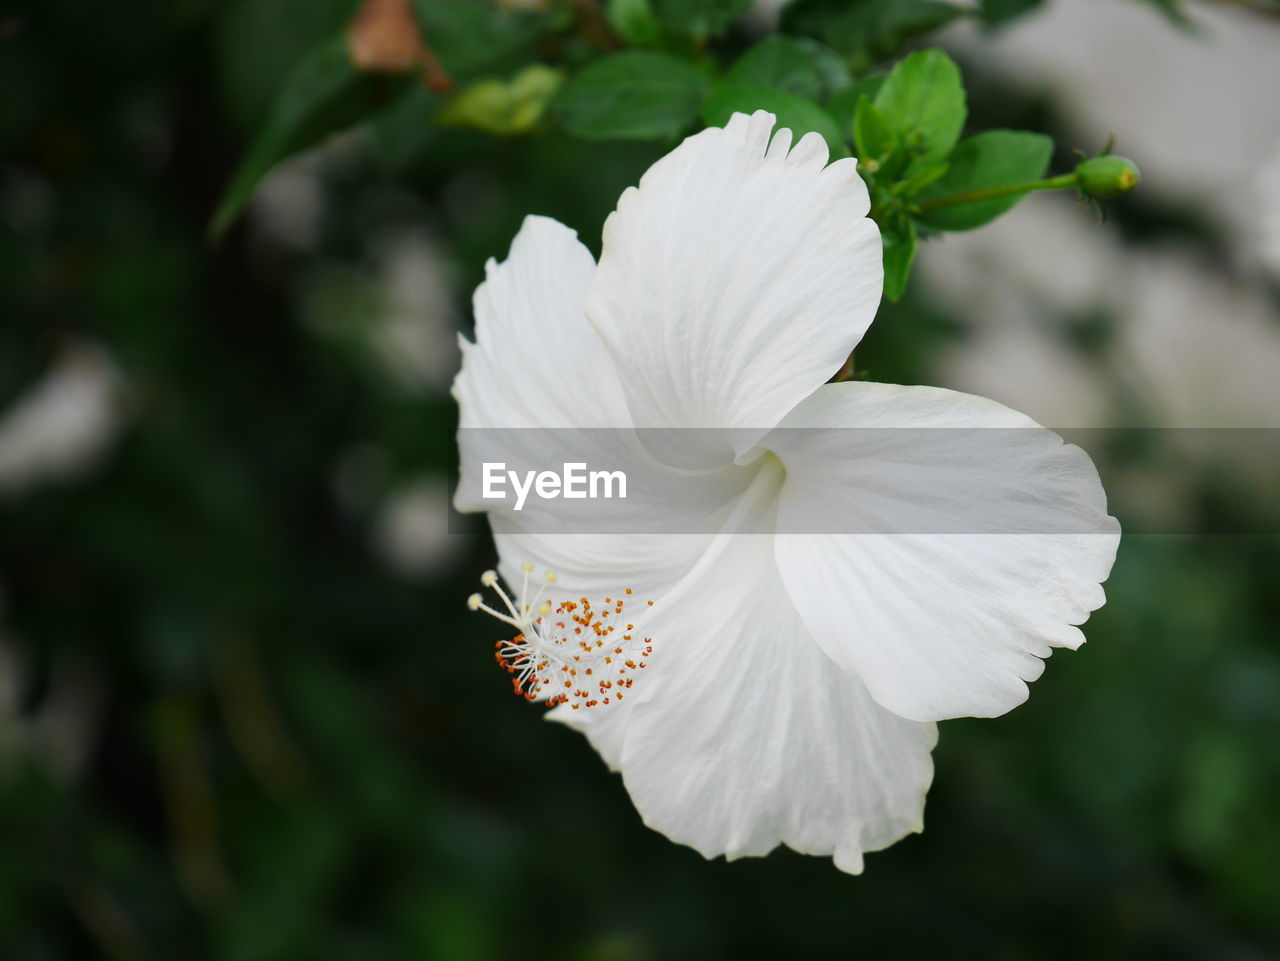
452,111,1120,873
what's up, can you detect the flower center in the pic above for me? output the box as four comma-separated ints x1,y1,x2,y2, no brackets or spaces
467,564,654,710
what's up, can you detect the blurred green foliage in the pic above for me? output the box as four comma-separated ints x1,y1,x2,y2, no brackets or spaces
210,0,1138,297
1,0,1278,959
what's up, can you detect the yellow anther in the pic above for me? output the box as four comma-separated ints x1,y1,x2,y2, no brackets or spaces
471,565,653,711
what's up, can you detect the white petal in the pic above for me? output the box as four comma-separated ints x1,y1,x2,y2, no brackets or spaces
556,460,937,873
490,526,713,606
587,110,882,459
457,418,757,600
453,214,631,431
767,383,1121,723
454,217,771,624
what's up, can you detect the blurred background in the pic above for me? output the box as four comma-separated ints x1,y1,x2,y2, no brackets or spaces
2,0,1279,957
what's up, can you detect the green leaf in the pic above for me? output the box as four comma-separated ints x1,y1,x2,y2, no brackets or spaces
606,0,663,46
882,218,917,302
727,37,851,102
781,0,964,65
729,37,817,101
802,39,856,97
411,0,557,81
553,51,710,140
874,49,966,166
826,72,886,136
209,37,397,241
649,0,753,36
898,160,949,194
852,95,896,162
916,129,1053,230
438,65,564,135
367,85,443,170
701,85,849,158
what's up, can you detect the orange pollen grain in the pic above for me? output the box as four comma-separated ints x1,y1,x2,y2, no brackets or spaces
489,588,654,712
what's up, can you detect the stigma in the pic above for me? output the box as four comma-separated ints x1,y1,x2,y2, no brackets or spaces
467,563,654,710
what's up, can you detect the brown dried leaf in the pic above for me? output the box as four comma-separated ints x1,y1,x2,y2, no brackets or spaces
347,0,424,74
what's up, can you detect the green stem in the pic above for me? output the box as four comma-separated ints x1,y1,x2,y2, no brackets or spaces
914,172,1079,213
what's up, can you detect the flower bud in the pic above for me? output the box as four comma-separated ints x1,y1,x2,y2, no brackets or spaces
1075,155,1140,199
